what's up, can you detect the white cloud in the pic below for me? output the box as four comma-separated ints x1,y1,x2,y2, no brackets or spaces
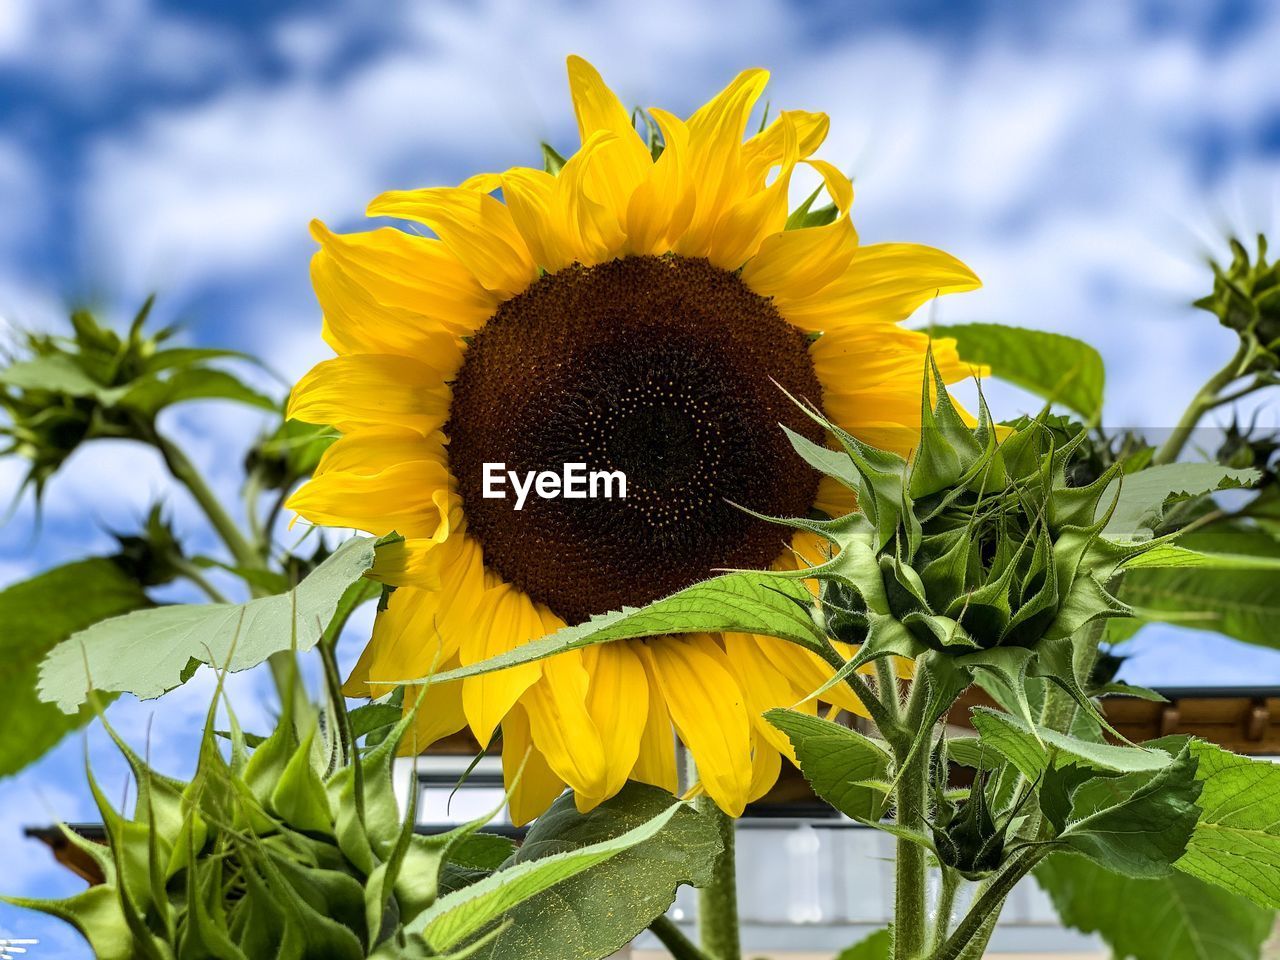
71,0,1280,428
0,0,239,101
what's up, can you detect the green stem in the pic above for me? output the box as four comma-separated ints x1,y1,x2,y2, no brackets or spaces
696,797,741,960
650,916,713,960
145,424,304,713
242,470,267,556
1204,376,1270,411
1152,342,1248,466
150,429,264,573
814,643,897,740
172,558,231,605
959,632,1105,958
929,868,961,955
877,656,902,722
933,847,1050,960
893,679,931,960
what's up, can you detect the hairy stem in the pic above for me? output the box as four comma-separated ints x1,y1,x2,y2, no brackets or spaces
696,797,741,960
893,679,931,960
1152,341,1247,466
933,847,1050,960
959,631,1105,957
650,916,712,960
877,656,902,722
929,868,962,954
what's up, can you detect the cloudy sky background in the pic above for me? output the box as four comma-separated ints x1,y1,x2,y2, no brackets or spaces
2,0,1280,952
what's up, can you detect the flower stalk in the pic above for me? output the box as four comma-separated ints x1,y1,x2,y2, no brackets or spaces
696,797,742,960
892,679,932,960
1152,340,1248,466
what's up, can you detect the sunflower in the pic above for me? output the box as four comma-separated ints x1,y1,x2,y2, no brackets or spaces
287,56,980,823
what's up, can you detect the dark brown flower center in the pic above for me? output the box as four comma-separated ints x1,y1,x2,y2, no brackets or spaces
447,255,824,624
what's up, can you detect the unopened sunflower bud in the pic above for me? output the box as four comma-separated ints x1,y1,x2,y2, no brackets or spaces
768,351,1172,724
1196,235,1280,373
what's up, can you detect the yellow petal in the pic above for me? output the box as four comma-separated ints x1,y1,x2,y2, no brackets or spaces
399,662,470,757
556,130,649,263
347,584,457,696
721,632,812,761
582,642,650,798
566,55,649,153
741,213,858,302
367,186,537,298
310,220,497,350
499,167,576,274
461,584,552,746
624,108,695,256
777,242,981,333
642,636,752,817
503,702,566,826
367,524,462,591
677,67,770,257
287,354,451,435
742,109,830,185
812,325,985,456
524,649,609,806
752,633,869,718
747,734,783,802
814,474,858,519
802,158,854,215
288,460,454,540
703,112,799,269
366,535,487,672
312,426,445,478
632,660,678,795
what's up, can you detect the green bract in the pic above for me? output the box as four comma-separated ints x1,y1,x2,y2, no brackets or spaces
1197,235,1280,373
9,657,714,960
758,359,1187,729
5,672,506,960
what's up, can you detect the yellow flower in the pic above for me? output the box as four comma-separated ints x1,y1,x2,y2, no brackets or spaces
287,56,980,823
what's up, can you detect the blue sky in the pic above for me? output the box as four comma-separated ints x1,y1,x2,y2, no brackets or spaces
2,0,1280,953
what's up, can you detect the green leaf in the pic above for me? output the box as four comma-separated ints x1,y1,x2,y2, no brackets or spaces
835,927,891,960
1117,529,1280,649
969,707,1171,780
467,783,721,960
764,709,892,821
0,559,150,778
1120,544,1280,571
946,737,1002,771
0,353,107,397
1036,853,1273,960
413,799,686,951
347,701,403,743
118,367,278,416
1150,737,1280,909
929,323,1105,421
1102,463,1259,541
0,350,277,415
1055,743,1201,877
420,572,823,686
38,537,376,711
141,346,257,375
